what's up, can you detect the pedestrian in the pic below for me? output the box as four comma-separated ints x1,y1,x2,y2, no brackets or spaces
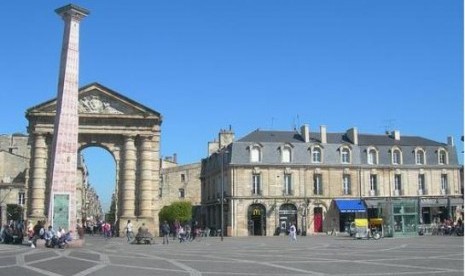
161,221,170,244
330,218,337,236
125,220,133,242
289,222,297,242
31,220,45,248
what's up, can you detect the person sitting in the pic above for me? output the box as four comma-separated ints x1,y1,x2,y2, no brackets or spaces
135,223,153,244
2,225,13,244
58,230,73,249
11,226,23,244
44,226,56,248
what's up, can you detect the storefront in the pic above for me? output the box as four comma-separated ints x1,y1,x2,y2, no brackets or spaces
334,199,366,232
392,199,418,236
420,198,448,224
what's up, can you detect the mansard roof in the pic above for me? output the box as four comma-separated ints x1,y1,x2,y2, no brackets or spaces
237,129,446,147
230,128,457,166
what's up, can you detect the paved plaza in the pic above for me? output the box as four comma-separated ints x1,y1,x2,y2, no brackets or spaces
0,234,462,276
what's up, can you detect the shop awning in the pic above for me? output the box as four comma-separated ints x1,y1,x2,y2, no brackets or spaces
420,198,447,207
334,199,366,213
449,197,464,206
364,199,386,208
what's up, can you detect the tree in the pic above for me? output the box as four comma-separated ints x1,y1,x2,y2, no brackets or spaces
159,201,192,224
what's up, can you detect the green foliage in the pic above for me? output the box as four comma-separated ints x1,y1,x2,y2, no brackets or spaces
7,204,23,221
105,197,116,223
159,201,192,224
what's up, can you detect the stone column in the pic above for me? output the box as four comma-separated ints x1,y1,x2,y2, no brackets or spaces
122,135,136,218
30,133,48,219
139,136,153,217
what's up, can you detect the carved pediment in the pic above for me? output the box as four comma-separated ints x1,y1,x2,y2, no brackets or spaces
79,94,126,114
27,83,161,118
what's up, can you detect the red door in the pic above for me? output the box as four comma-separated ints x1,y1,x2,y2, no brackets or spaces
314,207,323,232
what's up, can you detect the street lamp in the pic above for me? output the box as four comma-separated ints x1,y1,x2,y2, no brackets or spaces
220,149,229,241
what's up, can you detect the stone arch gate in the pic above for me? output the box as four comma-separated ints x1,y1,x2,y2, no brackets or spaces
26,83,162,235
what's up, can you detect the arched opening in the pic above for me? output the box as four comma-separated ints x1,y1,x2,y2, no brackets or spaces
80,146,116,234
247,204,266,236
279,203,297,234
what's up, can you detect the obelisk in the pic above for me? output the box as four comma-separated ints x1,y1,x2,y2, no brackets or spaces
48,4,89,234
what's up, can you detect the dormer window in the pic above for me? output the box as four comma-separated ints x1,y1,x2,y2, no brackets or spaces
367,148,378,165
415,148,425,165
250,145,261,163
341,147,351,164
280,145,292,163
392,148,402,165
438,148,448,165
311,146,322,163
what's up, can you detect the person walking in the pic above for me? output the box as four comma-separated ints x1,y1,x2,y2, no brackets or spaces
289,222,297,242
125,220,133,242
161,221,170,245
330,218,337,236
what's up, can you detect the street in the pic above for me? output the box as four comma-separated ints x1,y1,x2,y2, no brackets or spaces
0,234,463,276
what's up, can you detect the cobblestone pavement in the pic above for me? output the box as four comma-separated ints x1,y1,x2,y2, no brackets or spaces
0,234,462,276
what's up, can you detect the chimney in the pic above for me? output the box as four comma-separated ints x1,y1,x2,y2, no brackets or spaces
208,141,220,156
447,136,454,146
347,127,358,145
173,153,177,163
301,124,310,143
392,130,400,140
219,128,235,149
320,125,327,144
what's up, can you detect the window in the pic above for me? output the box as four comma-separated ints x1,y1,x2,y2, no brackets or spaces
392,149,401,165
181,174,186,182
252,174,261,195
370,174,377,193
281,147,291,163
343,174,351,195
418,174,425,192
251,146,261,162
441,174,448,193
394,174,402,192
415,149,425,165
158,187,163,198
312,147,322,163
179,188,185,198
341,148,351,164
439,149,448,165
18,192,25,205
368,149,377,165
314,174,323,195
284,174,292,195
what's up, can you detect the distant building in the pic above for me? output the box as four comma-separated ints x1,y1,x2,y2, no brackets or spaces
159,154,202,222
201,125,463,237
0,134,30,225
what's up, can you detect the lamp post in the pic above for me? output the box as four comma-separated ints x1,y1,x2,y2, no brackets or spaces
220,150,229,241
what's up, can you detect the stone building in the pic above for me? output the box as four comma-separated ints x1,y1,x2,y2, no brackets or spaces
201,125,463,237
0,134,30,225
159,154,202,223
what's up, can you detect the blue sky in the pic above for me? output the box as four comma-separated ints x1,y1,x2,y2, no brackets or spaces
1,1,463,211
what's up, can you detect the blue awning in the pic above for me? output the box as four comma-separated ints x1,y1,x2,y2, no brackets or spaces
334,199,366,213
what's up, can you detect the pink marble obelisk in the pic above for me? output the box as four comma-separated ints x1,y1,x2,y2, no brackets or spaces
48,4,89,233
